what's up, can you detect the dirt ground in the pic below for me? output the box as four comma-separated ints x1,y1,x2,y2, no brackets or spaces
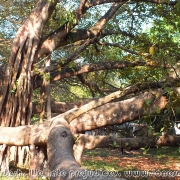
82,148,180,180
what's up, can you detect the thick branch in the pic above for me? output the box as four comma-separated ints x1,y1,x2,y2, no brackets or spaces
47,119,125,180
33,87,164,115
36,0,177,59
0,87,167,146
86,0,177,7
70,89,167,133
89,2,124,35
33,60,162,88
37,28,128,58
33,99,95,114
0,121,50,146
52,79,171,124
37,1,124,59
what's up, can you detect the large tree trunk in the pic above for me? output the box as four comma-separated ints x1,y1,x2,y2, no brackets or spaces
0,0,57,126
47,119,125,180
0,0,59,172
0,86,167,176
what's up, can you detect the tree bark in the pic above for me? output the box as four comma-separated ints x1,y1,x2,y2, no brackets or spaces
70,90,167,133
0,0,59,172
47,119,126,180
33,60,161,88
0,0,58,126
0,89,167,146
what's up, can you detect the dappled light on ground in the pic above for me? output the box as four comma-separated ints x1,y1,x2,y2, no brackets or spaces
82,153,180,171
82,147,180,179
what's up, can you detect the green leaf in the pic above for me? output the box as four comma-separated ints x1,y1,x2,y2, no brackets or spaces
11,89,15,93
160,127,164,132
143,150,147,155
164,87,171,93
113,141,117,146
156,106,161,114
145,99,151,106
125,142,129,147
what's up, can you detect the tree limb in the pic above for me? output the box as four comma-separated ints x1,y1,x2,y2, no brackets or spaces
33,60,163,88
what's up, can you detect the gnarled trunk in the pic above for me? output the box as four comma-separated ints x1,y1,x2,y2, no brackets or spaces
47,119,125,180
0,0,59,172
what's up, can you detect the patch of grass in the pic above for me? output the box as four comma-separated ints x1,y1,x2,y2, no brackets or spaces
145,146,180,159
83,148,112,157
82,146,180,173
82,159,119,171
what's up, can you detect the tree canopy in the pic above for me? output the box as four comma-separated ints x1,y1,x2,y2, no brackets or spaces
1,1,180,93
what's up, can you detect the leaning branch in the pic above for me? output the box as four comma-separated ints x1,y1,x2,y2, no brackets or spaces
33,60,164,88
86,0,177,6
0,86,168,146
52,79,173,123
37,2,124,59
101,41,139,55
2,78,180,146
70,89,167,133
